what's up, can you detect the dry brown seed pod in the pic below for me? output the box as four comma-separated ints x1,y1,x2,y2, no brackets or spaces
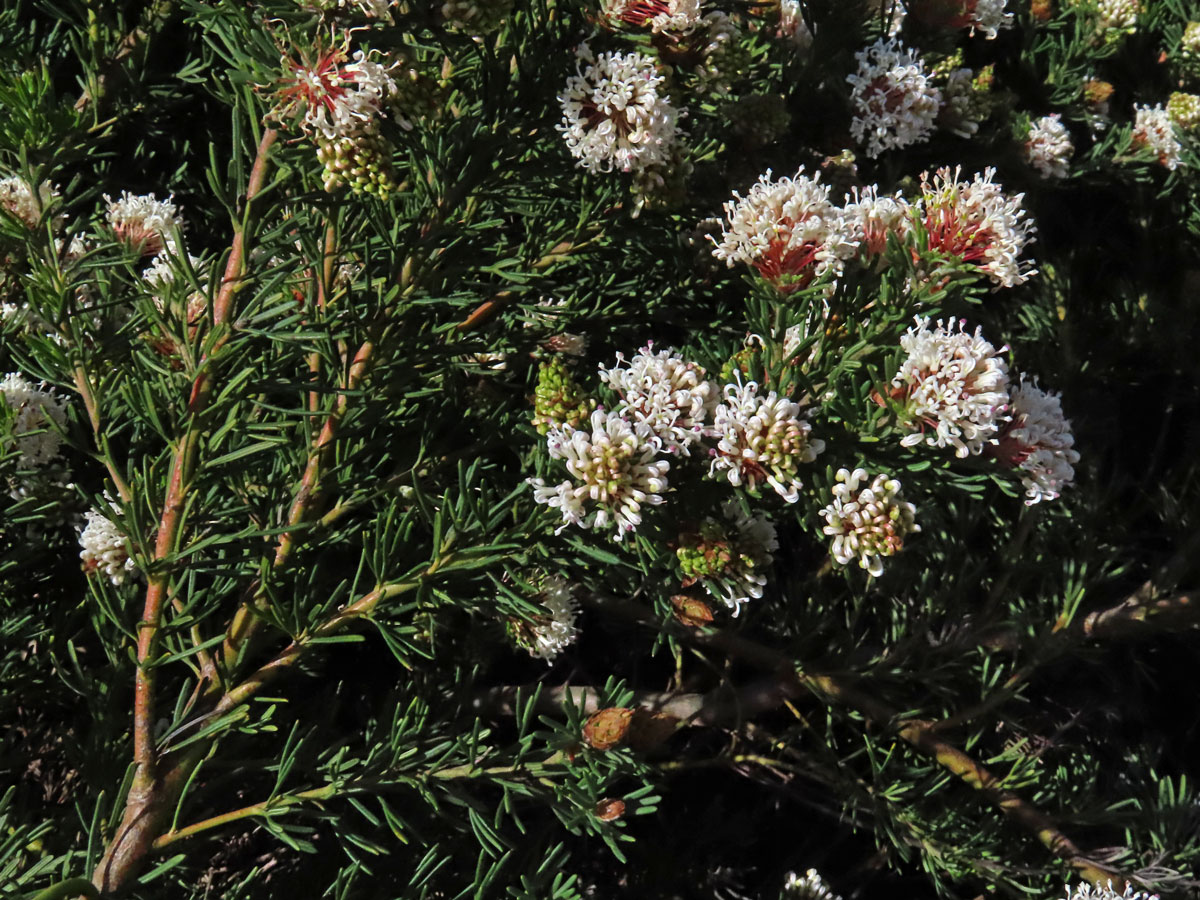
583,707,634,750
670,594,714,628
594,798,626,821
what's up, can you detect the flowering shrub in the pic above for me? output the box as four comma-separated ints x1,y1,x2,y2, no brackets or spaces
1,1,1199,899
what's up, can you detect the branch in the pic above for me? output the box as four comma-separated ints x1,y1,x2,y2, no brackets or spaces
585,593,1130,889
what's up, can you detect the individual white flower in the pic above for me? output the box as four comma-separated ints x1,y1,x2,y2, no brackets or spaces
1132,104,1182,171
79,504,138,586
784,869,842,900
599,345,717,456
104,192,184,256
710,168,857,293
847,39,942,158
557,44,679,175
278,46,399,140
917,166,1037,287
891,317,1011,457
993,379,1079,504
1024,114,1075,178
706,380,824,502
676,501,779,616
821,468,918,576
531,408,670,541
1,373,69,468
778,0,814,49
602,0,701,32
0,176,58,229
842,184,913,256
513,574,580,662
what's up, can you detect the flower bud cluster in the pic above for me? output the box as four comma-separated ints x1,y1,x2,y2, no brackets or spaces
820,468,919,577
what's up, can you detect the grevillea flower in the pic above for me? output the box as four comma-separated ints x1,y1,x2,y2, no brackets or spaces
557,44,679,174
1,372,69,468
104,192,184,256
599,345,717,455
676,501,779,615
820,468,919,576
890,317,1011,457
841,184,913,256
710,168,857,293
1064,882,1157,900
602,0,701,32
917,166,1036,287
706,379,824,502
509,574,580,662
847,39,942,158
80,504,138,586
784,869,842,900
1132,104,1182,171
276,43,399,140
1024,115,1075,178
530,408,670,540
992,379,1079,504
909,0,1011,35
0,176,58,228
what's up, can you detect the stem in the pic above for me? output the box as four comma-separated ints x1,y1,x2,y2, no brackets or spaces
31,879,100,900
152,785,337,850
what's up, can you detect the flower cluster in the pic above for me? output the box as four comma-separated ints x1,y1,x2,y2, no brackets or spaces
599,345,717,455
1,372,69,468
820,468,919,576
1132,104,1182,170
847,38,942,158
602,0,701,32
1024,115,1075,178
962,0,1014,37
558,44,679,174
1,176,57,229
79,505,138,586
710,168,858,293
783,869,841,900
143,248,208,325
918,166,1036,287
707,380,824,503
104,192,183,256
531,408,671,541
1168,92,1200,131
1095,0,1139,33
993,380,1079,504
891,317,1011,457
1064,883,1158,900
509,574,580,662
778,0,814,50
676,502,779,614
842,184,912,256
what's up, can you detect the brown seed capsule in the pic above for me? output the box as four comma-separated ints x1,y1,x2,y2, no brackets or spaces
1083,79,1114,107
1030,0,1052,21
670,594,714,628
583,708,634,750
594,798,626,821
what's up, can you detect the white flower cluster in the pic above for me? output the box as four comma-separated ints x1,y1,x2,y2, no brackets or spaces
784,868,841,900
104,192,184,256
842,184,913,255
996,380,1080,504
707,380,825,503
712,502,779,614
918,166,1036,287
892,317,1011,458
964,0,1013,38
1096,0,1139,31
143,249,209,323
1065,882,1158,900
847,38,942,158
820,467,919,577
1,372,69,468
286,48,399,141
558,44,679,174
710,168,858,293
599,345,717,455
1132,104,1182,171
1025,114,1075,178
602,0,701,32
1184,22,1200,55
1,176,58,229
531,408,671,541
79,505,138,586
521,575,580,662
